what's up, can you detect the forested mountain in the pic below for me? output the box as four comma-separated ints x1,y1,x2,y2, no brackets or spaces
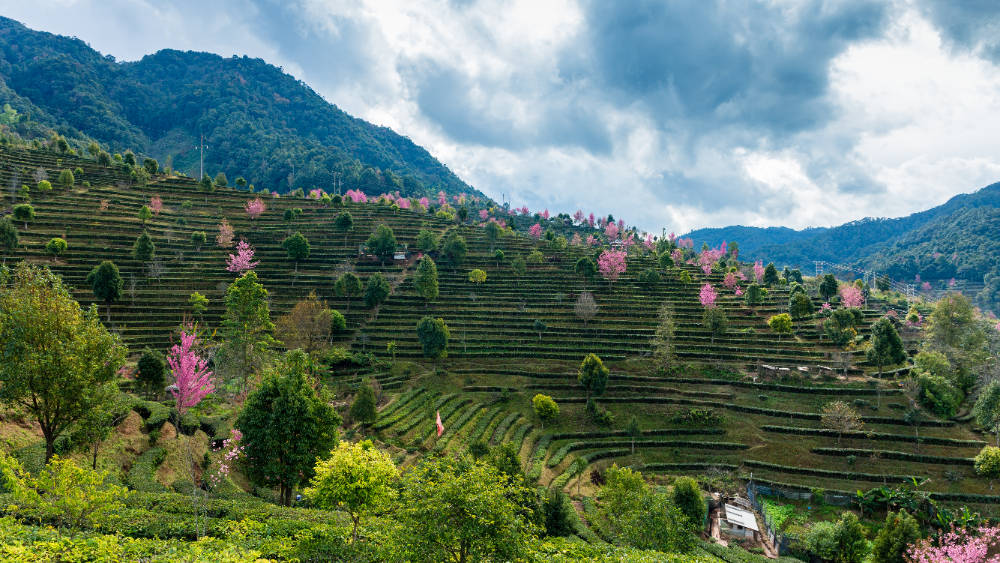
686,182,1000,314
0,16,481,199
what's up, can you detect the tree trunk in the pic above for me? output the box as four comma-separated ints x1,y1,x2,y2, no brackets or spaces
351,514,360,544
92,440,100,470
43,429,55,463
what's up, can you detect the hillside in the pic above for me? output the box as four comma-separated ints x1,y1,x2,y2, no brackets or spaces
0,16,481,200
686,182,1000,314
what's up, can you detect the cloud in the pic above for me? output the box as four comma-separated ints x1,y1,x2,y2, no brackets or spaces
3,0,1000,234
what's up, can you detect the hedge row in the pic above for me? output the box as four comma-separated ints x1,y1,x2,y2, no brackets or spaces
125,447,169,493
490,413,522,444
810,448,974,466
640,463,739,472
547,440,749,468
373,391,435,431
742,460,920,484
550,449,631,490
761,425,984,447
658,376,904,396
547,428,726,441
742,475,1000,505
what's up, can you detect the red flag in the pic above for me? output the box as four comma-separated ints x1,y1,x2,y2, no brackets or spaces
436,410,444,437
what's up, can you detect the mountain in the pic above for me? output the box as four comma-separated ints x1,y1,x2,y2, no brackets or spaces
0,16,482,200
685,182,1000,314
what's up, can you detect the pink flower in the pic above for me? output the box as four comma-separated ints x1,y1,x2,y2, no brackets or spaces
922,281,932,291
308,188,325,200
437,190,447,206
573,210,584,223
244,198,266,220
226,240,259,273
734,286,743,297
598,250,627,282
671,249,684,266
605,222,619,240
168,327,213,413
149,196,163,215
398,197,411,209
644,233,654,250
821,302,832,311
840,285,863,308
949,277,957,287
723,271,738,289
529,223,542,239
570,233,582,246
586,235,597,246
542,209,550,220
753,260,765,283
699,283,718,308
479,209,489,221
588,213,595,227
907,525,1000,563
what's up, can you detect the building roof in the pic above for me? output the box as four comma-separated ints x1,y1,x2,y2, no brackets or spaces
723,504,759,532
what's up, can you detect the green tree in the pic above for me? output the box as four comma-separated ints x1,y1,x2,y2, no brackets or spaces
789,292,815,320
330,309,347,335
468,268,487,284
0,217,18,258
365,224,397,263
639,268,660,287
97,151,112,166
533,319,546,341
820,274,839,301
350,380,378,427
123,150,136,166
626,415,641,454
138,205,152,225
867,317,907,379
143,158,158,175
763,263,779,286
214,172,228,187
578,353,609,400
824,308,864,347
133,231,155,262
335,272,363,312
0,263,126,461
305,440,398,543
768,313,793,342
414,256,439,305
45,237,67,258
492,249,505,267
652,302,676,370
925,293,988,393
69,392,131,470
416,316,449,359
532,394,559,427
219,271,276,395
190,231,207,251
13,203,34,230
237,352,340,505
744,282,764,311
541,488,573,537
393,455,540,563
597,465,696,553
57,169,74,187
199,175,214,203
484,220,502,251
975,446,1000,489
364,272,391,307
702,307,729,344
282,232,310,270
871,510,920,563
575,256,597,281
511,256,527,284
670,476,705,528
334,211,354,244
188,291,209,317
415,228,437,253
974,380,1000,446
441,232,468,269
37,179,52,193
136,348,165,398
86,260,122,322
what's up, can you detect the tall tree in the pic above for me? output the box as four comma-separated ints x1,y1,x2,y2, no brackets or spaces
274,291,332,353
335,211,354,246
441,232,468,269
86,260,123,323
133,231,155,262
335,272,363,313
578,353,609,401
282,232,310,271
349,380,378,428
0,263,126,461
652,302,675,370
237,350,340,505
819,274,839,301
364,272,391,307
0,216,17,260
867,317,906,379
136,348,166,398
12,204,34,230
365,224,397,263
414,256,439,306
416,316,449,360
974,380,1000,446
219,271,276,395
871,510,920,563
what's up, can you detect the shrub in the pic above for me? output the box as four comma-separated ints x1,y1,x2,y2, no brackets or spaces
44,237,67,257
670,476,706,528
532,394,559,427
467,269,487,284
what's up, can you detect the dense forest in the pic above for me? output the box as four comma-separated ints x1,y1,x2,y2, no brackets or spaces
686,182,1000,314
0,17,481,199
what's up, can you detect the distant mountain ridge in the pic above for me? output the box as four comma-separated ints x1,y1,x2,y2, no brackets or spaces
685,182,1000,314
0,16,483,200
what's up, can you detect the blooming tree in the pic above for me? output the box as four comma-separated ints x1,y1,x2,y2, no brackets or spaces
244,198,266,220
541,209,550,220
520,205,530,215
479,209,489,221
588,213,595,227
699,283,718,308
907,525,1000,563
308,188,324,200
644,233,654,250
734,286,743,297
723,271,738,289
698,244,726,274
949,278,957,287
529,223,542,239
216,219,235,248
149,196,163,215
671,248,684,266
821,302,833,313
437,191,447,206
418,196,429,209
167,327,214,413
570,233,582,246
605,222,620,240
226,240,259,273
753,260,765,283
208,429,243,488
840,285,864,308
573,209,584,223
922,281,933,291
598,250,627,285
586,234,597,246
398,197,411,210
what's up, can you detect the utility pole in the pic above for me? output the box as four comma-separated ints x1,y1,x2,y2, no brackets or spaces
198,133,207,180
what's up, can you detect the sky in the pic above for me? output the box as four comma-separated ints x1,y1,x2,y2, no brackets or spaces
4,0,1000,234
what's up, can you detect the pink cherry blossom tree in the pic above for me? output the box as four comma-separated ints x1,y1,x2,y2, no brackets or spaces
208,429,244,489
541,209,550,220
570,233,582,246
598,250,627,286
168,327,214,413
908,525,1000,563
244,198,266,220
588,213,595,227
922,281,932,291
149,196,163,216
840,285,864,308
734,286,743,297
216,219,235,248
573,210,584,223
671,248,684,266
226,240,259,273
753,260,765,283
723,271,738,289
529,223,543,239
437,191,447,206
398,197,411,210
605,222,620,240
419,196,430,209
586,234,597,246
644,233,654,250
699,283,718,308
479,209,489,221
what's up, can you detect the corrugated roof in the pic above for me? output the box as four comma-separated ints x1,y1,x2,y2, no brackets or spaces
723,504,759,531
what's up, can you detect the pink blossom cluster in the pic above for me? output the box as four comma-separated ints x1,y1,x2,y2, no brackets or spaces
437,191,447,206
418,196,430,209
922,281,933,291
479,209,489,221
734,286,743,297
907,525,1000,563
753,260,765,283
949,278,957,287
677,237,694,249
542,209,550,220
226,240,259,273
644,233,654,250
588,213,595,227
605,222,620,240
586,235,598,246
149,196,163,215
345,189,368,203
244,198,266,220
570,233,582,246
840,285,863,308
723,271,738,289
598,250,627,282
821,302,832,312
573,210,584,223
308,188,325,200
519,206,530,215
529,223,542,239
699,283,718,308
208,429,244,489
671,248,684,266
668,232,676,242
168,327,213,413
698,243,727,274
397,197,411,210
